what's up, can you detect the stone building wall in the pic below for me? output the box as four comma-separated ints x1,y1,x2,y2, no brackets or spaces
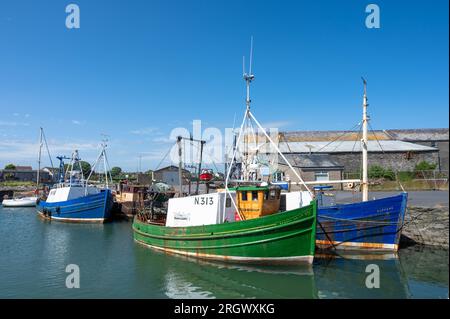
414,141,449,172
328,151,439,173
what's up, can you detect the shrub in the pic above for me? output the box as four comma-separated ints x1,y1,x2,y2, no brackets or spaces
368,165,396,181
397,171,415,182
368,165,385,179
414,161,437,171
383,168,396,181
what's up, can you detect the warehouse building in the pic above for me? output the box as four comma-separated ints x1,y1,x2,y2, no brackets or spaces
153,165,191,186
279,129,444,174
0,167,52,183
384,129,449,171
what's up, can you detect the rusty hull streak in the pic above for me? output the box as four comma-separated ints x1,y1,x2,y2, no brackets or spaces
316,239,398,251
135,239,314,265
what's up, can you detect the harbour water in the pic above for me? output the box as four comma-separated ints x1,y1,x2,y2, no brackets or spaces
0,206,448,299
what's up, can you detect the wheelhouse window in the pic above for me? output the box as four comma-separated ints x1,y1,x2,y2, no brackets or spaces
269,189,276,199
252,191,259,201
241,191,248,201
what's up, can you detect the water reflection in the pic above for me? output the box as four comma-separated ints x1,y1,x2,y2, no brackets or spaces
399,245,449,298
135,245,448,299
134,247,317,299
314,251,410,298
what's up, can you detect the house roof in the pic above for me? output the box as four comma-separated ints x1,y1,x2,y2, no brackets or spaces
279,128,449,142
273,140,437,153
153,165,191,174
14,166,33,171
384,128,449,142
280,130,390,142
278,154,344,169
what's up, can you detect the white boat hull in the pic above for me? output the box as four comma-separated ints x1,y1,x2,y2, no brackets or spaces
2,196,38,207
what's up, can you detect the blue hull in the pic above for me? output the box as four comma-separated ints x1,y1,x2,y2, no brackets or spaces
316,193,408,251
37,189,113,223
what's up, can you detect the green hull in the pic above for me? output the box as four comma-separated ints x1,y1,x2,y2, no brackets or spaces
133,201,317,264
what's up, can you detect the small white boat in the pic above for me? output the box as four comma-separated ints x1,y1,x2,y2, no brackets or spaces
2,196,38,207
2,128,53,209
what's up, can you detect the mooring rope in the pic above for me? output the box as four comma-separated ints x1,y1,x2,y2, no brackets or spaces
319,215,401,225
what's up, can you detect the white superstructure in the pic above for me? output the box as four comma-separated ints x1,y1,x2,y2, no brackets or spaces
165,191,237,227
45,185,100,203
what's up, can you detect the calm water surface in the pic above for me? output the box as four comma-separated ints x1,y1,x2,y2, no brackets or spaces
0,206,448,298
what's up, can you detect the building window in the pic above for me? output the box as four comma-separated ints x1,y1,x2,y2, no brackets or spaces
431,141,437,147
273,171,284,182
315,171,329,182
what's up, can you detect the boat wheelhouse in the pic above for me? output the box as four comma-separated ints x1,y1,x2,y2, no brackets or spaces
199,169,214,182
235,186,281,220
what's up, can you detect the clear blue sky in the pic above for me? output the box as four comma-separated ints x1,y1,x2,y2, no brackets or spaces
0,0,448,171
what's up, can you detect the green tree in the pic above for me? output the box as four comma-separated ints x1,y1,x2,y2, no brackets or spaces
79,161,91,176
63,161,91,177
4,163,16,170
110,166,122,177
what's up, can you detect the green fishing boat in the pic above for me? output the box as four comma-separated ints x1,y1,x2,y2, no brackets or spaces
133,189,316,264
133,39,317,265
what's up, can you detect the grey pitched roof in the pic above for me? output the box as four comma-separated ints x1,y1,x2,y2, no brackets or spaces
280,130,390,141
274,140,437,153
278,154,344,169
384,129,449,142
280,128,449,142
153,165,190,174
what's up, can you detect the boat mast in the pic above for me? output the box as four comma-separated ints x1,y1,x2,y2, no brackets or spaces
177,136,183,197
102,142,109,189
196,139,205,195
361,78,369,202
36,127,43,190
242,36,254,181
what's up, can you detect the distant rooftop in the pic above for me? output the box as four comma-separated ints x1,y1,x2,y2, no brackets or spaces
281,130,390,142
278,154,344,169
280,128,449,142
384,128,449,142
13,166,33,171
269,140,437,153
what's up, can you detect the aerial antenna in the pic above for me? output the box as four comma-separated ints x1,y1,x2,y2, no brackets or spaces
249,36,254,75
243,36,255,111
361,77,367,97
100,133,109,146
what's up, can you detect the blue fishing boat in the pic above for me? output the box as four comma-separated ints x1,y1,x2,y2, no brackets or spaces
315,187,408,250
37,143,114,223
315,79,408,251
